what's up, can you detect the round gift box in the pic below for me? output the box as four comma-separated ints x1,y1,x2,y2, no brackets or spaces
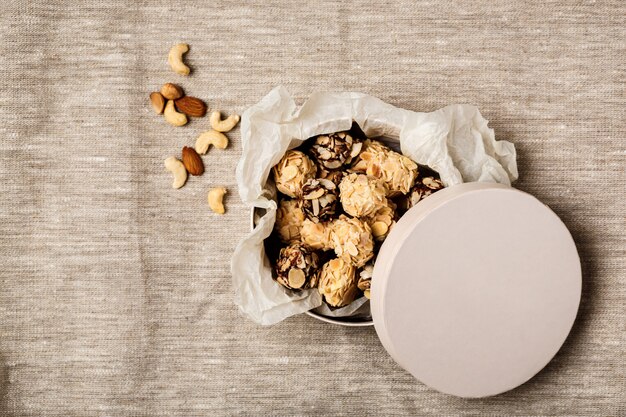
254,181,581,396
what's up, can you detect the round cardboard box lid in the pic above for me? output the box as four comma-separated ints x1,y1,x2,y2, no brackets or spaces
371,182,581,398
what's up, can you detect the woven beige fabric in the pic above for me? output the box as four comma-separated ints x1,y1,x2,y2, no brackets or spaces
0,1,624,416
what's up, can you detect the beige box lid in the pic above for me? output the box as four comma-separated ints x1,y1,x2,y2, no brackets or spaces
371,182,581,397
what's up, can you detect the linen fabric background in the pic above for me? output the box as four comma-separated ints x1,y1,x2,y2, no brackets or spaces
0,1,624,416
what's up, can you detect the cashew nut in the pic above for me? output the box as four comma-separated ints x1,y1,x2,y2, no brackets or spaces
164,156,188,189
168,43,190,75
195,130,229,154
164,100,188,127
210,111,240,133
208,187,227,214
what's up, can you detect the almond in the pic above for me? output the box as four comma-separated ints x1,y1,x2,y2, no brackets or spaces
150,92,165,114
161,83,184,100
181,146,204,176
174,96,207,117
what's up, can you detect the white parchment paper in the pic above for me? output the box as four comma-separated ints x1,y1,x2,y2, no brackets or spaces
232,87,518,325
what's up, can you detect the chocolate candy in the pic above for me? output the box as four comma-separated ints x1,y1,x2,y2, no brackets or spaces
339,173,388,218
329,215,374,268
310,131,362,170
272,150,317,198
301,178,339,223
351,139,417,196
318,258,359,307
274,243,320,290
275,199,306,243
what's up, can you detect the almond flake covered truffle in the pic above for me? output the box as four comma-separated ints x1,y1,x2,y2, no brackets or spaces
339,173,388,218
274,243,320,290
351,139,418,196
363,200,397,242
272,150,317,198
318,258,359,307
310,131,362,170
275,199,305,243
301,178,339,223
300,219,334,251
329,215,374,268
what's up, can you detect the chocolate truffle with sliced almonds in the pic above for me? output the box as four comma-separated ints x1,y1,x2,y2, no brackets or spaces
274,199,305,243
351,139,418,196
339,172,388,218
272,150,317,198
300,178,339,223
310,131,362,170
329,215,375,268
407,175,444,208
318,258,359,307
317,167,345,187
274,243,320,290
300,219,333,251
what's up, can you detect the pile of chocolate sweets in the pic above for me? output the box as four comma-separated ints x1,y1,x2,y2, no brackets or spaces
268,125,444,308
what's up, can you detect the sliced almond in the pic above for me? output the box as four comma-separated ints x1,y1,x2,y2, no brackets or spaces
423,177,439,188
281,165,298,181
345,241,359,257
325,160,342,169
288,268,306,288
318,149,332,159
350,142,363,158
371,221,388,237
312,199,320,216
317,178,336,189
329,258,342,271
304,188,324,200
360,152,373,162
368,164,381,177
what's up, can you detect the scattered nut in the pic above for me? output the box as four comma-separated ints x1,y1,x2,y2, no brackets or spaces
150,92,165,114
160,83,184,100
163,100,187,127
168,43,190,75
195,130,229,154
175,96,207,117
208,187,227,214
164,156,187,189
181,146,204,176
210,111,240,132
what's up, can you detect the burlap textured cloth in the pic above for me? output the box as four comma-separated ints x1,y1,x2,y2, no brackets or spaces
0,1,624,416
